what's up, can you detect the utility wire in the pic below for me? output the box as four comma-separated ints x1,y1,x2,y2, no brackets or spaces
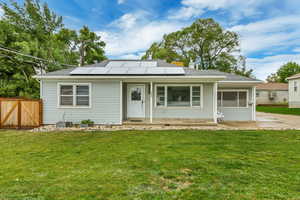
0,46,76,68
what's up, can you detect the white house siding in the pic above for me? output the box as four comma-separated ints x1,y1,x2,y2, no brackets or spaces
256,90,288,105
41,80,121,124
289,79,300,108
152,83,214,120
218,87,254,121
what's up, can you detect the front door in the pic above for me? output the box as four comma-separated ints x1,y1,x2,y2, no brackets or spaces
127,84,145,118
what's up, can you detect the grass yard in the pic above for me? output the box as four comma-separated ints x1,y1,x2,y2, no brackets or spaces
1,130,300,200
257,106,300,116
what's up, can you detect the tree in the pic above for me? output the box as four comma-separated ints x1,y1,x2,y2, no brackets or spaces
0,0,106,98
142,18,253,77
77,26,106,66
266,62,300,83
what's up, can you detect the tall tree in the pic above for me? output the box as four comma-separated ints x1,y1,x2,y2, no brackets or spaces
266,62,300,83
143,18,253,77
0,0,106,98
77,26,106,66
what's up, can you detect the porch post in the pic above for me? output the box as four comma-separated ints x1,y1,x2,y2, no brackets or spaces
150,81,153,123
252,86,256,121
213,82,218,123
119,80,123,125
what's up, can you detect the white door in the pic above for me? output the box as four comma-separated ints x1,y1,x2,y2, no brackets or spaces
127,84,145,118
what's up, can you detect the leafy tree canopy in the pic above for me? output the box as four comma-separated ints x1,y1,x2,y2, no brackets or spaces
0,0,106,98
266,62,300,83
142,18,253,77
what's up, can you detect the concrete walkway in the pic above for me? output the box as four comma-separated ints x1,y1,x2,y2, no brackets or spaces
31,112,300,132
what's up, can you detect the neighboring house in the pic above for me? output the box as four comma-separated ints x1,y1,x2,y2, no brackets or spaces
287,73,300,108
35,60,262,125
256,83,288,105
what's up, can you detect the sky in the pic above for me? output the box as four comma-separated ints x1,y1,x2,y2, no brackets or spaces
3,0,300,80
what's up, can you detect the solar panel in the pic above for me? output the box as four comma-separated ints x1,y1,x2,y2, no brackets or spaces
147,68,165,74
70,67,95,75
107,67,129,74
89,67,109,74
141,61,157,67
70,61,185,75
127,67,146,74
123,61,141,67
106,61,124,68
164,67,185,74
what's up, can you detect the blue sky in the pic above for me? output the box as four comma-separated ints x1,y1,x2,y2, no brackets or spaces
2,0,300,80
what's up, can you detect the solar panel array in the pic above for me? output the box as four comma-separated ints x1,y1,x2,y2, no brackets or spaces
70,61,185,75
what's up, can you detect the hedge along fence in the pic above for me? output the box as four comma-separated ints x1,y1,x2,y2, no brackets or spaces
0,98,43,129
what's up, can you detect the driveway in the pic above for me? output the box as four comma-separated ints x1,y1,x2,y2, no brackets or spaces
256,112,300,129
220,112,300,130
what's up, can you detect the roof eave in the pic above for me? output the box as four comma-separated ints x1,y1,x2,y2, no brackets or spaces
287,76,300,80
34,75,227,80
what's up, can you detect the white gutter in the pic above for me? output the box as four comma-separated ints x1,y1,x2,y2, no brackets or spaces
34,75,227,80
219,80,263,83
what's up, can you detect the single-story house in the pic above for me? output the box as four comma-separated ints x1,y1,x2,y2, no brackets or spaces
287,73,300,108
35,60,262,125
256,83,288,105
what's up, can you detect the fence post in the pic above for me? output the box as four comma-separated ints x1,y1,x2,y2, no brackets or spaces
17,100,21,129
39,99,43,126
0,100,2,129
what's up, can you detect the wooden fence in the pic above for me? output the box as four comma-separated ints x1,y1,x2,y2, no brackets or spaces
0,98,43,129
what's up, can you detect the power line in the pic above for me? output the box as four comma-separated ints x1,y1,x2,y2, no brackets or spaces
0,46,76,68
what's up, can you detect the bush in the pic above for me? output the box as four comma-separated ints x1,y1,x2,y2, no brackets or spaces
80,119,94,125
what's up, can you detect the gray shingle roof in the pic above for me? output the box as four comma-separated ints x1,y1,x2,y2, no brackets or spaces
41,60,261,82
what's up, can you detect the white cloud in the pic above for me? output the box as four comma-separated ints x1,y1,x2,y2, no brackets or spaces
247,54,300,80
118,52,146,59
229,15,300,55
109,11,149,30
98,11,186,57
117,0,125,4
293,47,300,53
169,0,268,20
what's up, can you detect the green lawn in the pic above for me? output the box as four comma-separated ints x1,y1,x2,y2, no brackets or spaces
1,130,300,200
257,106,300,116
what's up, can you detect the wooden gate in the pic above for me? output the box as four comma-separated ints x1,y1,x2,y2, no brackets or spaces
0,98,43,128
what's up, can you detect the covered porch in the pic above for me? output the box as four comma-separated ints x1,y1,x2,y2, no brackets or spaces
120,79,219,125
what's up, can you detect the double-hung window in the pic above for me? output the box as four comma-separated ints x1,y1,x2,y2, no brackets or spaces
294,81,298,92
155,85,202,108
217,90,248,108
58,83,91,108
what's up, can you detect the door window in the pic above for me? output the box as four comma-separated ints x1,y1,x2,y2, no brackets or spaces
131,88,142,101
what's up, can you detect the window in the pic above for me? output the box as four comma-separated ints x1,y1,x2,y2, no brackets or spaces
294,81,298,92
167,86,190,107
156,86,165,106
155,85,202,107
58,83,91,107
192,86,201,106
256,92,260,97
60,85,73,106
217,90,248,108
131,88,142,101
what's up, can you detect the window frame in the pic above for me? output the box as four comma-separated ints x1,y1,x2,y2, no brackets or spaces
57,83,92,108
217,89,249,108
154,84,203,108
